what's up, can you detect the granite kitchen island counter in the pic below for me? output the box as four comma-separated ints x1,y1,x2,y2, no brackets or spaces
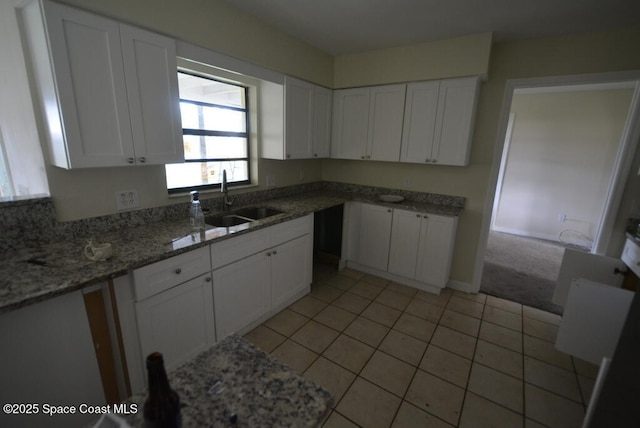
121,334,332,427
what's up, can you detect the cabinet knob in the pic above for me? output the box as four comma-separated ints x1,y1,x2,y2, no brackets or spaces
127,157,135,164
313,153,318,157
387,209,392,213
266,251,271,256
423,215,428,219
361,155,366,159
431,159,437,163
273,250,278,255
286,154,291,159
416,214,420,218
205,277,212,282
366,155,371,159
174,268,182,274
139,157,147,163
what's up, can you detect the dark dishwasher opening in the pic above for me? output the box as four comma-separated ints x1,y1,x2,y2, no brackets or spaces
313,204,343,268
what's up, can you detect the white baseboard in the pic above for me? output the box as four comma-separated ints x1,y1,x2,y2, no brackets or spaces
345,261,444,295
446,279,478,294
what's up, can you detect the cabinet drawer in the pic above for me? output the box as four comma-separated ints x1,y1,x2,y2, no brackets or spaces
133,246,210,301
211,228,270,270
269,214,313,247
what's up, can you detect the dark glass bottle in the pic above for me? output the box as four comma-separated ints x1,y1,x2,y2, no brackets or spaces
143,352,182,428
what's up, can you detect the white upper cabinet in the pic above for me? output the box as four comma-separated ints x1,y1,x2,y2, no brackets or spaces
262,76,332,160
401,77,480,166
20,0,183,168
368,85,406,161
331,87,370,160
120,25,183,166
331,84,406,161
284,76,314,159
312,85,332,158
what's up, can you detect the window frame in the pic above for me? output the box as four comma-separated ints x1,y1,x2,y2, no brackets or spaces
167,70,252,194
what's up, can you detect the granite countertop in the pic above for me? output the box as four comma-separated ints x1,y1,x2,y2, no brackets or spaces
0,190,463,314
122,334,333,427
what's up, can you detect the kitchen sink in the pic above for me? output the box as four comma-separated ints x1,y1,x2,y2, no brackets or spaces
232,207,283,220
205,207,283,228
205,214,253,227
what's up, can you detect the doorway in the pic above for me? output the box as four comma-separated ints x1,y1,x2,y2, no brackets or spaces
477,72,640,312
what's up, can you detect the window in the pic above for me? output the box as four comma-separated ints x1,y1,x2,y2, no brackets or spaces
165,71,250,193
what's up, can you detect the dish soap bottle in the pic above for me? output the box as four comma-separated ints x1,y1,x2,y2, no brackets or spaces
190,191,205,230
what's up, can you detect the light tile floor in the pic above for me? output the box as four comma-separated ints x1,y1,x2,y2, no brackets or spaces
243,263,598,428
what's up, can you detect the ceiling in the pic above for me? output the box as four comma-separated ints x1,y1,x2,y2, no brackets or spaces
221,0,640,55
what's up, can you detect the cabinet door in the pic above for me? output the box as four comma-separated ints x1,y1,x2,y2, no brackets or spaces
121,25,183,165
357,204,393,271
416,214,457,287
284,76,314,159
136,273,215,372
213,252,271,340
271,234,313,309
331,87,370,160
35,0,135,168
312,85,332,158
401,81,440,164
388,209,422,278
432,77,479,166
368,84,406,161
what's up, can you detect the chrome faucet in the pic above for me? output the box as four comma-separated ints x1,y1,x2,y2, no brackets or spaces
221,169,233,211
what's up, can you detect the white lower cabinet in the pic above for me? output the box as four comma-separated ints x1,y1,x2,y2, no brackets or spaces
212,215,313,340
117,215,314,393
388,209,423,278
271,234,313,309
212,252,271,340
347,202,458,292
135,273,215,372
389,209,458,288
355,203,393,271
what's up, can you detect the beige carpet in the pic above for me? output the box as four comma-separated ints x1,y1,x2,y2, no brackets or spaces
480,231,565,314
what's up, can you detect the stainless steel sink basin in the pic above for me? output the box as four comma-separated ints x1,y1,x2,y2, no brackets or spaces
205,207,283,227
232,207,283,220
205,214,253,227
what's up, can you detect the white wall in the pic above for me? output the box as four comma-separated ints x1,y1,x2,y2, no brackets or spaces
493,88,634,246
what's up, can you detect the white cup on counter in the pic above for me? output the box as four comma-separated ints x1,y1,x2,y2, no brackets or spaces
84,241,113,261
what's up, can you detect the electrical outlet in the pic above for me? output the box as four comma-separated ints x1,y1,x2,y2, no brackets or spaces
299,170,305,181
115,190,139,211
558,213,567,222
403,176,412,189
266,175,276,187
